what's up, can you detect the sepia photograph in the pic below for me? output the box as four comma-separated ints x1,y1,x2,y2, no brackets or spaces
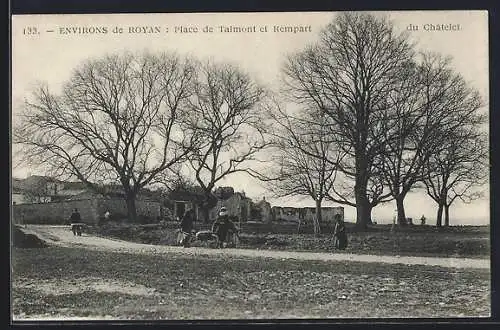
10,10,490,321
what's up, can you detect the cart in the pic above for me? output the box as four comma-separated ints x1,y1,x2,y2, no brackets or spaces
176,227,240,248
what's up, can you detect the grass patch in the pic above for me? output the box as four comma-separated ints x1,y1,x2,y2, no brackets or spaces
88,222,490,259
11,246,490,319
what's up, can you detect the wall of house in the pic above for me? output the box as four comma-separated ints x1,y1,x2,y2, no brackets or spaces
302,207,344,223
272,206,344,223
209,194,252,222
96,197,162,220
12,197,162,224
273,207,301,222
256,200,272,222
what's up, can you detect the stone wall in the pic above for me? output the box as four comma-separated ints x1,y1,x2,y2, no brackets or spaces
12,197,162,224
12,199,99,225
96,197,162,221
272,206,344,223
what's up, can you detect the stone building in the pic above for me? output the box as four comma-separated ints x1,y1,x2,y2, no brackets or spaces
168,186,253,223
168,190,215,222
210,191,252,222
255,197,272,222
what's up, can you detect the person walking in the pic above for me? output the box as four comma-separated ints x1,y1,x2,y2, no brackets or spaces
180,208,195,247
333,214,348,250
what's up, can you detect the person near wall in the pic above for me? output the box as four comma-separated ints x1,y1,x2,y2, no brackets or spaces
333,214,348,250
420,214,426,226
212,206,238,248
104,210,111,222
180,208,195,247
69,208,83,236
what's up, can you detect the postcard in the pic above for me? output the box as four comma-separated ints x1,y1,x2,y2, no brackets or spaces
11,11,490,321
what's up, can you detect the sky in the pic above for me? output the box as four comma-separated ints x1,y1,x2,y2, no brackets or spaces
11,11,489,225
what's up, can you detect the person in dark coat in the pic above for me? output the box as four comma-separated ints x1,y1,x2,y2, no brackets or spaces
212,207,237,248
333,214,348,250
69,208,82,236
180,208,195,247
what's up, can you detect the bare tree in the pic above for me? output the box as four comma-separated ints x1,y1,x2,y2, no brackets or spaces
14,51,198,222
258,103,345,235
283,12,414,228
379,53,484,225
182,61,270,223
425,121,487,227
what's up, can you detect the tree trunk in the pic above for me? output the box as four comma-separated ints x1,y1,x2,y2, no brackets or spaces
354,179,372,229
395,195,407,226
436,203,443,227
125,191,138,223
314,199,322,237
444,205,450,227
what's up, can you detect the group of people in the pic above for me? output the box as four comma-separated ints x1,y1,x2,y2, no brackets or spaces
179,205,348,250
69,203,347,249
179,206,238,248
68,208,112,236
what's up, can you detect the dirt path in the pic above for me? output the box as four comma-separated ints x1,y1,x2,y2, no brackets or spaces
21,225,489,270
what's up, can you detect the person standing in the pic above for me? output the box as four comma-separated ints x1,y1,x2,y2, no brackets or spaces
69,208,82,236
333,214,347,250
420,214,426,225
212,207,237,248
180,208,195,247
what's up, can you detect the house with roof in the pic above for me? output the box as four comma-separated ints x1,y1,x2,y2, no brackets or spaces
167,186,254,223
11,175,65,204
168,188,217,222
254,197,272,222
210,188,252,223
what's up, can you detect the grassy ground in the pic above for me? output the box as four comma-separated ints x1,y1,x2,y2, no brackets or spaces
11,246,490,319
88,222,490,259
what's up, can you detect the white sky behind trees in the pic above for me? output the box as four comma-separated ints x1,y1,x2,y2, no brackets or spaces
11,11,489,225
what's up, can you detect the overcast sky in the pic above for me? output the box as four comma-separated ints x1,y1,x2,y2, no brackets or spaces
11,11,489,225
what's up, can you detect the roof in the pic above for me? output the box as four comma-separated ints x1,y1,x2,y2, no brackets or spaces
11,175,63,194
169,190,218,208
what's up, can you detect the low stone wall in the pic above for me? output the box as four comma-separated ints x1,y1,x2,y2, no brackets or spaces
241,222,336,235
12,199,99,225
12,198,162,225
150,220,335,235
96,198,162,222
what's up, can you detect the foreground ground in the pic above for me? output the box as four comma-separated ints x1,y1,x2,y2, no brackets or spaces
11,226,491,320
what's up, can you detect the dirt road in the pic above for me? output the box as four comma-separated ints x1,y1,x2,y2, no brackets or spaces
21,225,489,269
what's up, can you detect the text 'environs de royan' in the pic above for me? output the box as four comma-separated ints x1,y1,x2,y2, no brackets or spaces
56,25,313,35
